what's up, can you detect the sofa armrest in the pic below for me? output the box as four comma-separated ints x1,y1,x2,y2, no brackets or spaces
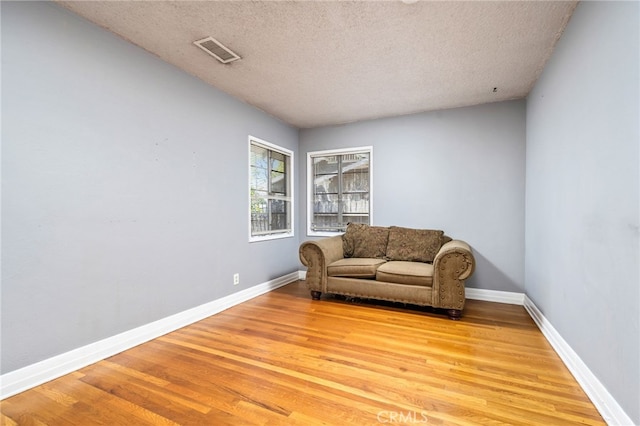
299,236,345,293
432,240,476,310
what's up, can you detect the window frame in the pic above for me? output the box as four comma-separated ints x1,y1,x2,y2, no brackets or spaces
248,136,294,242
306,146,373,237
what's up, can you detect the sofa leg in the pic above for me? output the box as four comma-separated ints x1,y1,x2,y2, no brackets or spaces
310,291,322,300
447,309,462,320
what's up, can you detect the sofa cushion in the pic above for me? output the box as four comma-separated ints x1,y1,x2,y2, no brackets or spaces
385,226,444,263
376,261,434,287
343,223,390,259
328,258,387,278
342,222,369,257
352,225,390,258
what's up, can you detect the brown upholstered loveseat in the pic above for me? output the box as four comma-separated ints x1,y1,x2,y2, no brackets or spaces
299,224,475,320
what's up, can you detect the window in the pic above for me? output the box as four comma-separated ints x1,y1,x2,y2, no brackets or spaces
307,147,372,236
249,136,294,241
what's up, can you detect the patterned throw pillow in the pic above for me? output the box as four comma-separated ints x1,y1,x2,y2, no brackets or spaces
385,226,445,263
351,225,390,259
342,223,369,257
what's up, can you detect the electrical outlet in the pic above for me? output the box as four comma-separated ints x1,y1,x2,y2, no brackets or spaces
233,273,240,285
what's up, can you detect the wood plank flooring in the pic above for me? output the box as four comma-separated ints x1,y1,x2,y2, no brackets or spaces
1,281,604,425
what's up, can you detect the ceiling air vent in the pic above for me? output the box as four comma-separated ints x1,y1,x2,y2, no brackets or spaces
193,36,241,64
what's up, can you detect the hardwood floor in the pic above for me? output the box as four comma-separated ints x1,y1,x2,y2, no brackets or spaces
1,281,604,425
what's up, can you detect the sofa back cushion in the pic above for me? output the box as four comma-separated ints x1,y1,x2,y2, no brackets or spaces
385,226,444,263
342,223,389,259
342,223,368,257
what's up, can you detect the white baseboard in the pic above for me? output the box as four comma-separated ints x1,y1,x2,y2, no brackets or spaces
524,296,634,426
0,271,299,400
465,287,525,305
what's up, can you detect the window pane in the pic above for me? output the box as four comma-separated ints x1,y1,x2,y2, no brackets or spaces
250,138,293,239
342,152,369,164
343,171,369,192
314,193,339,213
269,199,288,231
341,192,369,214
251,166,268,191
313,156,339,175
314,173,339,194
250,191,268,234
341,215,368,226
271,170,286,194
312,214,342,232
250,145,268,192
270,199,286,214
342,153,369,192
251,192,268,216
251,145,268,168
271,151,286,173
308,148,371,235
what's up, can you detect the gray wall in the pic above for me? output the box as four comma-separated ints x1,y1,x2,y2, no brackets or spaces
299,101,526,293
525,1,639,423
1,2,299,373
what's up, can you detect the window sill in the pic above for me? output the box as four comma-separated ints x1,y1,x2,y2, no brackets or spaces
307,230,344,238
249,232,295,243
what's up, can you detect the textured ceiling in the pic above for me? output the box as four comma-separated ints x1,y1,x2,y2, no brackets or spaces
56,1,577,129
